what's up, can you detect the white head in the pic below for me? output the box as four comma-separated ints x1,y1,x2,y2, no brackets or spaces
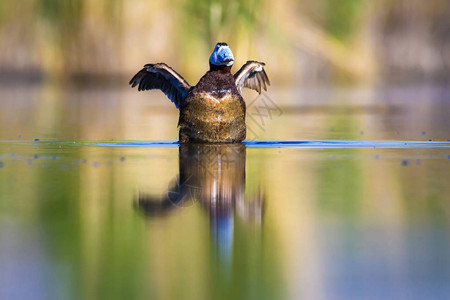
209,42,234,67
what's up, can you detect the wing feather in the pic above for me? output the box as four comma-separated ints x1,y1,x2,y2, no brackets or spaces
234,61,270,94
129,63,191,108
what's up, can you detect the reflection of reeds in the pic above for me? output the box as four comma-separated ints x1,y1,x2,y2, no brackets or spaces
0,0,448,83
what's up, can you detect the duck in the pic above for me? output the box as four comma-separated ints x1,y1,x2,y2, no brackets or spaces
129,42,270,143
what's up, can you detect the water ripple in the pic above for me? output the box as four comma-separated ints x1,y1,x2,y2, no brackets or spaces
1,140,449,149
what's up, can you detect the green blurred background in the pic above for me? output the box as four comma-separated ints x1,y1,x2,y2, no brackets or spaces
0,0,449,85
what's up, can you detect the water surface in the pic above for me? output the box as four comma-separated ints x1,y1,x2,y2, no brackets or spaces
0,84,449,299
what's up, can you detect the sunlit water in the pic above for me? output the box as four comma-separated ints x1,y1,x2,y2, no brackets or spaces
1,84,449,299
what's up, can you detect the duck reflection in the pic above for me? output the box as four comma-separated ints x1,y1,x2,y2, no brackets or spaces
137,144,264,263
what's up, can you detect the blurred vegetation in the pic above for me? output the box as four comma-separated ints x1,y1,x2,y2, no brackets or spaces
323,0,363,41
183,0,262,45
0,0,448,84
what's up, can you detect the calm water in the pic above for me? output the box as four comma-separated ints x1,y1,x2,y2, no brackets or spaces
1,84,450,300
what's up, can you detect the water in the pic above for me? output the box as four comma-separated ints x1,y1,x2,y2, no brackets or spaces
0,84,449,299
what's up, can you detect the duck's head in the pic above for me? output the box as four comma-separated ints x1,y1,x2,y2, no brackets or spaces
209,42,234,70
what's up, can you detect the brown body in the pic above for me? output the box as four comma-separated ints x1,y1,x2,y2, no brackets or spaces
178,70,246,143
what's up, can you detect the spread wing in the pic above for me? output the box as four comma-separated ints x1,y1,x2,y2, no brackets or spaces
234,61,270,94
129,63,191,109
